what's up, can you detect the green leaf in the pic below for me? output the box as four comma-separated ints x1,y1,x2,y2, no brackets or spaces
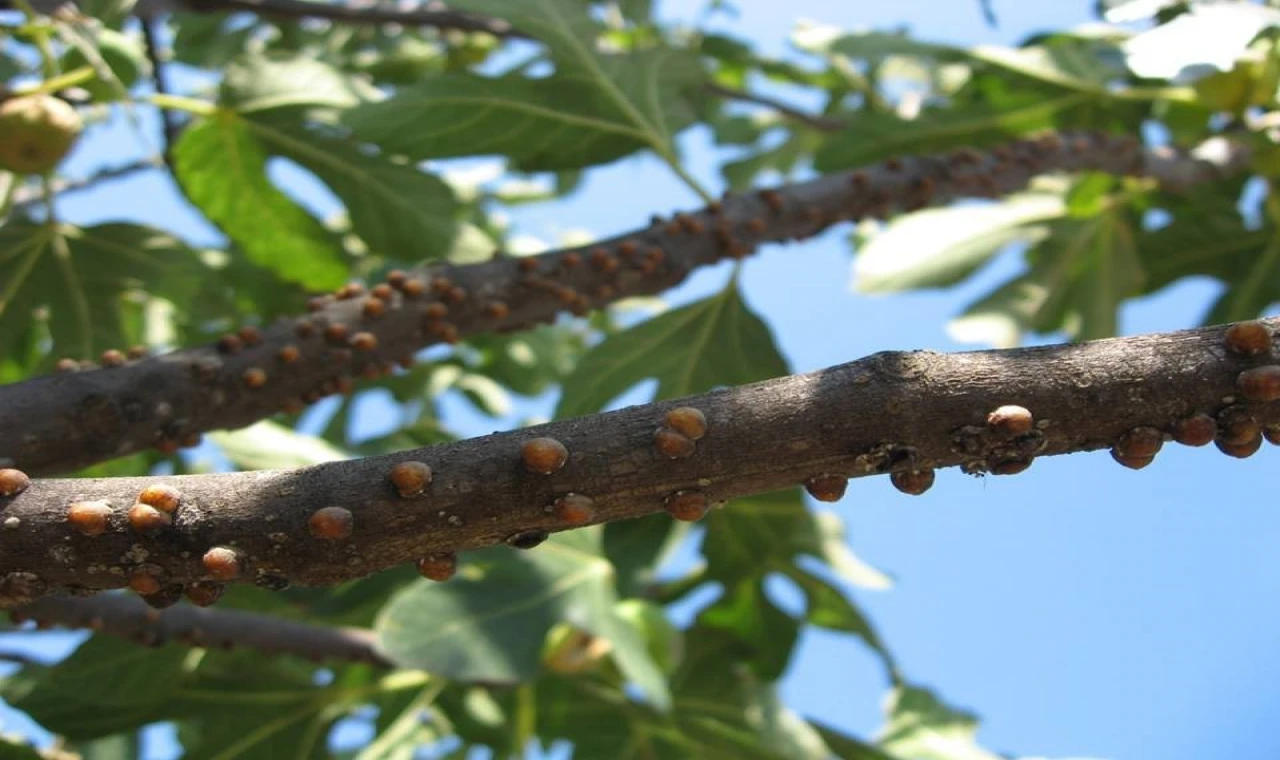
65,733,141,760
220,54,374,114
0,222,207,362
697,578,799,680
344,50,703,172
811,721,903,760
949,204,1144,346
604,513,692,598
852,192,1065,293
376,530,671,710
3,635,189,739
554,283,788,419
245,118,459,260
207,420,350,470
173,112,348,290
877,685,1001,760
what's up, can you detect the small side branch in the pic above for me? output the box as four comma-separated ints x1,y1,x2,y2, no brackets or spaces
12,594,388,664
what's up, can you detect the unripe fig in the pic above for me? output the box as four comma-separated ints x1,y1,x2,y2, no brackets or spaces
0,94,83,175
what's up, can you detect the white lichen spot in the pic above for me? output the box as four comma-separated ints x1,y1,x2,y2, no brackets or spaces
697,478,712,487
447,515,463,526
122,545,150,564
107,566,125,576
48,545,74,564
2,517,19,530
154,401,173,418
268,532,288,543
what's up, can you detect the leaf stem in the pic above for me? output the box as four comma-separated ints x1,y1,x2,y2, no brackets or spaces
13,66,96,97
149,93,218,117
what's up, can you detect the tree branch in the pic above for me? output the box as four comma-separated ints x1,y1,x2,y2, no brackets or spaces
0,131,1252,477
11,594,389,663
9,158,165,212
704,82,847,132
0,316,1275,606
138,17,180,170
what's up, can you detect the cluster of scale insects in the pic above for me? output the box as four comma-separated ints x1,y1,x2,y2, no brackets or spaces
24,130,1146,461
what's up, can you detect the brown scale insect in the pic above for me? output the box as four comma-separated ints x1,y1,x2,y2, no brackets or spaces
1113,426,1163,463
334,377,355,395
0,469,31,497
521,437,568,474
805,474,847,503
238,326,263,346
429,323,459,344
706,200,723,214
446,286,467,304
423,303,449,320
553,493,595,526
1172,413,1216,447
128,503,171,533
989,457,1033,476
431,277,453,294
100,349,126,367
417,553,457,581
506,530,549,550
339,282,366,300
759,189,784,214
55,358,79,372
128,565,167,596
67,500,112,536
306,296,329,312
278,345,301,363
561,251,582,268
1263,423,1280,446
282,398,306,414
664,221,682,236
519,257,540,273
1224,321,1272,356
202,547,242,581
186,581,225,607
1216,435,1263,459
216,334,243,354
295,320,317,339
371,283,394,300
653,427,695,459
138,484,182,513
618,241,639,258
402,278,426,298
390,460,432,497
1216,405,1259,445
986,405,1033,437
309,507,353,540
324,324,349,345
350,332,378,351
363,297,386,319
890,469,934,495
386,270,408,289
664,490,709,522
745,218,766,234
664,407,707,440
126,345,148,360
595,284,616,300
849,171,869,189
485,301,510,319
360,364,381,380
243,368,268,388
1237,365,1280,403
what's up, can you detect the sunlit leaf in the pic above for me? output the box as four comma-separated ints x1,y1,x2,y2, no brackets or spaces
555,283,788,419
852,193,1064,293
877,685,1001,760
376,530,671,710
208,420,350,470
173,113,349,290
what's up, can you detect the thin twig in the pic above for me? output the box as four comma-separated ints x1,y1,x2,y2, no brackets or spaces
9,157,165,212
705,82,847,132
139,17,180,170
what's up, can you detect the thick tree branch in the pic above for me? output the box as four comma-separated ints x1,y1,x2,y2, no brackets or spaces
11,593,388,663
0,131,1252,477
0,317,1276,606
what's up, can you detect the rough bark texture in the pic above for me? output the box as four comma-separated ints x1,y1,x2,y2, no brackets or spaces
0,318,1275,607
0,132,1251,476
12,594,387,664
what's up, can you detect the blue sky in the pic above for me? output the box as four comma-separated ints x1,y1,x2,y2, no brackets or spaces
4,1,1280,758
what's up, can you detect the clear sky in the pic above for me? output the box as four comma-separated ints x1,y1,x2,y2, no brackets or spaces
4,2,1280,759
